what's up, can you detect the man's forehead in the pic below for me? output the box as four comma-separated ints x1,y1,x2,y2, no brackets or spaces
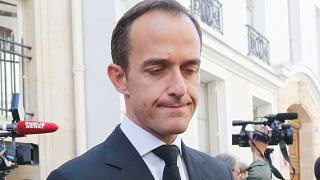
129,11,200,45
132,9,184,24
129,10,193,37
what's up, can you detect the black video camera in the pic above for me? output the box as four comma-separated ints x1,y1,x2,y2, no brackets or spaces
0,93,39,179
0,143,39,177
232,113,298,147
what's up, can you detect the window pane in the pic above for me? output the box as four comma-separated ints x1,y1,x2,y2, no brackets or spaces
0,2,20,120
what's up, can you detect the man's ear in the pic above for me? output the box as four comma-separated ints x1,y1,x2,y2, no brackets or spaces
107,64,129,95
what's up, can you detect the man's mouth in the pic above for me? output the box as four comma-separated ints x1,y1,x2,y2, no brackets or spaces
158,102,191,108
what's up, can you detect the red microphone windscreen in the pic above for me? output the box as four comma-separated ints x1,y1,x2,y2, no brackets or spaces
16,120,59,135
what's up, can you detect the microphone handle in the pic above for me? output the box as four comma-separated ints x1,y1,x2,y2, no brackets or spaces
0,124,16,131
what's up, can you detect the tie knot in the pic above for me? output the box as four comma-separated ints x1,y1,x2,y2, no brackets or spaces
152,145,179,165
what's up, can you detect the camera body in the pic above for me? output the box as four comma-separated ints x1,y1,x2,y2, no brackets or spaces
0,143,38,179
16,143,39,165
232,113,297,147
0,143,39,170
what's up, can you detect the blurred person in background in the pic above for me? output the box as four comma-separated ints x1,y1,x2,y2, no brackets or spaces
238,161,248,180
216,153,242,180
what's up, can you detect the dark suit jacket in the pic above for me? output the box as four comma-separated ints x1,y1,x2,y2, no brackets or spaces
47,125,233,180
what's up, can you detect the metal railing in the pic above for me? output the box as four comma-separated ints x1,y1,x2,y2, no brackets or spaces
0,36,31,120
246,25,269,64
190,0,223,34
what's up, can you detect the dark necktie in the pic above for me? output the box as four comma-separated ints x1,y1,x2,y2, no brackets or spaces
152,145,181,180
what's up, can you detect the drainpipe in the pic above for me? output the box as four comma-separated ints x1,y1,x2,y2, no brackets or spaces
71,0,87,155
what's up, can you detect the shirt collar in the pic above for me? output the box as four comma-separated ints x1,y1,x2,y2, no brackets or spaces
120,115,182,156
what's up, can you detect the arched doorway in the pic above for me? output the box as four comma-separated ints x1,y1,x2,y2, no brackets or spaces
278,75,320,179
287,104,313,180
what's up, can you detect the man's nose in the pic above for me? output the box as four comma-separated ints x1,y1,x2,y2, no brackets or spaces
167,69,187,97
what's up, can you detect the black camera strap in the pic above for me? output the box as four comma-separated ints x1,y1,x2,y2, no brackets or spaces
263,139,296,180
279,139,295,179
264,149,285,180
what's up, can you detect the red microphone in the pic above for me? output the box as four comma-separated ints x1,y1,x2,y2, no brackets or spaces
0,120,59,135
15,120,59,135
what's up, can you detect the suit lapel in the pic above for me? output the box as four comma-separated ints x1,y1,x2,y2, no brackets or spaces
104,125,154,180
182,142,207,180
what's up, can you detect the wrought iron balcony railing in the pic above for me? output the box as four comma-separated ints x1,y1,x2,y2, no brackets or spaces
190,0,223,34
246,25,269,64
0,36,31,120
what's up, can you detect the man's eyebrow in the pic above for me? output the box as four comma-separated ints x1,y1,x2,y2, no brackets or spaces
183,59,201,66
141,58,201,68
142,58,172,68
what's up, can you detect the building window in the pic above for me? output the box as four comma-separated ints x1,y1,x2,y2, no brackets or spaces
252,97,271,118
198,82,210,153
0,1,31,120
197,81,220,155
246,0,269,64
246,0,254,27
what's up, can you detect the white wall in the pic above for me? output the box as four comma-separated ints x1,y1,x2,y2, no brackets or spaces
288,0,320,76
82,0,120,148
266,0,291,65
220,0,248,55
299,0,319,76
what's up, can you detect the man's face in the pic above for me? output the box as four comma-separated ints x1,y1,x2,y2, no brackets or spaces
124,11,201,143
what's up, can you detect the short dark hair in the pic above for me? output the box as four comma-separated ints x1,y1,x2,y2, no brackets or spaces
315,157,320,180
111,0,202,75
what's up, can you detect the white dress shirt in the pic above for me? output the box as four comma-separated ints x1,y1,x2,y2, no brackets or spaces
120,115,189,180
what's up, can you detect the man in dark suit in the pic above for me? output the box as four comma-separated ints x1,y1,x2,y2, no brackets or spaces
315,156,320,180
47,0,233,179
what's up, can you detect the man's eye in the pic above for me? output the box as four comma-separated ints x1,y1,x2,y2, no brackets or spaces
184,67,198,75
147,68,164,75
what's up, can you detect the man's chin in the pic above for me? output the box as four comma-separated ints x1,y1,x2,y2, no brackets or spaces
162,124,189,135
156,127,188,144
